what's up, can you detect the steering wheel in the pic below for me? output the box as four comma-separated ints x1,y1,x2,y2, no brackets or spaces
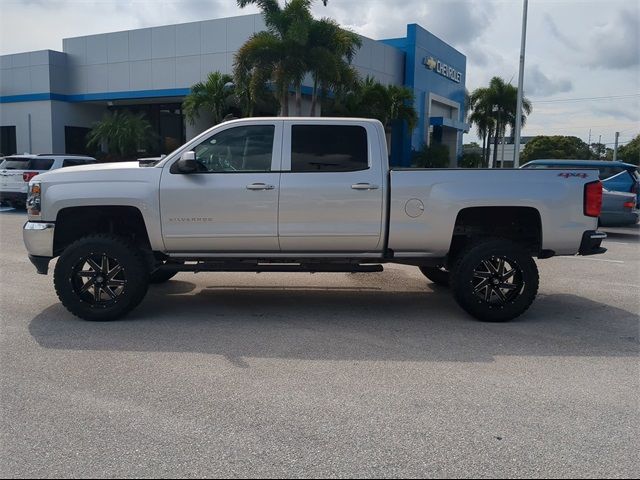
212,147,237,171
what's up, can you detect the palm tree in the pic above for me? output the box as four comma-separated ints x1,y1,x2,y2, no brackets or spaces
182,71,235,126
307,17,362,116
386,84,418,132
325,76,417,133
469,77,532,167
86,110,155,160
468,87,495,167
236,0,326,116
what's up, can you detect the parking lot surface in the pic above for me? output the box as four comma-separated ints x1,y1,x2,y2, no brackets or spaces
1,208,638,478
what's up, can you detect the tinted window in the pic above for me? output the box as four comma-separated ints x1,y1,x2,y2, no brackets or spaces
0,126,17,156
65,126,92,155
598,166,624,180
193,125,275,173
63,159,94,167
0,157,30,170
522,164,551,169
30,158,55,170
291,125,368,172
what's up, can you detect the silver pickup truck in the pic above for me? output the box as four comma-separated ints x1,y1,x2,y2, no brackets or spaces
23,118,606,322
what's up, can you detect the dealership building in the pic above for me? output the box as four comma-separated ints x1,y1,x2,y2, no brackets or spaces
0,14,467,166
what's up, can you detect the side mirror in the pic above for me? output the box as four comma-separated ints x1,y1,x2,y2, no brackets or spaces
177,151,198,173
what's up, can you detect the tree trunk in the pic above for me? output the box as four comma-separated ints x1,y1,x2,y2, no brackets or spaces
310,78,318,117
295,83,302,116
280,83,289,117
492,113,501,168
484,127,492,167
481,130,486,167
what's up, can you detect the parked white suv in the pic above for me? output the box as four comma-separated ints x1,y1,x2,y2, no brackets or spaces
0,154,96,208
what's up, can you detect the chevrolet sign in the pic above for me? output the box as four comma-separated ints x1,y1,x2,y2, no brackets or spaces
423,56,461,83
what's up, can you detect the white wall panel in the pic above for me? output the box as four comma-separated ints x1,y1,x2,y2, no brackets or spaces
176,23,201,57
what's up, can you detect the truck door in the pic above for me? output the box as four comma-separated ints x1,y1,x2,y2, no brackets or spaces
278,121,384,252
159,121,282,253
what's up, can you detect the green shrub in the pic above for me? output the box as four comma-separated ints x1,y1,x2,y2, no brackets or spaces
412,144,450,168
459,152,483,168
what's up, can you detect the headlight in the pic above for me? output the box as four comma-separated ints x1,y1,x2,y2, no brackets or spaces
27,182,41,217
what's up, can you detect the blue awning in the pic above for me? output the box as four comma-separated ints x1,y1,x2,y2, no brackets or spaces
429,116,469,132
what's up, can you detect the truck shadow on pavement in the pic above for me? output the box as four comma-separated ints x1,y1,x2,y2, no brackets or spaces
29,281,639,365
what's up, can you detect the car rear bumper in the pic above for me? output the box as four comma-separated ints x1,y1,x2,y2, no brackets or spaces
599,210,639,227
578,230,607,256
23,221,55,259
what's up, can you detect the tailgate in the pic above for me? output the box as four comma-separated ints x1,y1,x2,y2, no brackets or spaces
0,170,27,193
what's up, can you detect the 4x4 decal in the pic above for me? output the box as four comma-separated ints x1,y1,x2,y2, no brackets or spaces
558,172,589,179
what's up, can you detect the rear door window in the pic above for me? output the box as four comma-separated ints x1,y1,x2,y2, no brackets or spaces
290,125,368,172
30,158,55,170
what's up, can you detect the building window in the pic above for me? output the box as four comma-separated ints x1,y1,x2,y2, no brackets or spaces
291,125,368,172
111,103,186,156
0,126,17,156
65,126,92,155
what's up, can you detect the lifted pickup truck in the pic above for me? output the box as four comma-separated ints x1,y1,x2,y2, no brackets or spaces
23,118,606,322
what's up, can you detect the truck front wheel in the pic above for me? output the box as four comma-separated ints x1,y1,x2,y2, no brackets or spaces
53,235,150,321
450,239,539,322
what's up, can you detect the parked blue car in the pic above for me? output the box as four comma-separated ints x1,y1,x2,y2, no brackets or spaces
521,159,639,203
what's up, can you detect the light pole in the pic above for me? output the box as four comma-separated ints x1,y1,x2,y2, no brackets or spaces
513,0,528,167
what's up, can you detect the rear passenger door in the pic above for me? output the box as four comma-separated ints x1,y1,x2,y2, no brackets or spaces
278,121,384,252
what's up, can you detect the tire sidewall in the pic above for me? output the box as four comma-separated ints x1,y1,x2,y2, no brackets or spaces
54,236,149,321
451,240,539,322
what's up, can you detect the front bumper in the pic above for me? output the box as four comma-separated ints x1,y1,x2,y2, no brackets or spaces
578,230,607,256
23,221,55,258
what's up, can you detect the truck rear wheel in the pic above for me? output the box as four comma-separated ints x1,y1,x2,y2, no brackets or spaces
419,265,450,286
53,235,150,321
450,239,539,322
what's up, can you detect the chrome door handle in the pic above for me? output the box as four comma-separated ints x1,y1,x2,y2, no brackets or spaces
351,183,379,190
246,183,275,191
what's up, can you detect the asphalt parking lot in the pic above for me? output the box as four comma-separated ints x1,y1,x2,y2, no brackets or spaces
1,208,638,478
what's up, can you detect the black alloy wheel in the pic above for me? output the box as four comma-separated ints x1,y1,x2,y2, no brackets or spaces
470,256,524,305
54,235,149,321
71,253,127,307
451,239,539,322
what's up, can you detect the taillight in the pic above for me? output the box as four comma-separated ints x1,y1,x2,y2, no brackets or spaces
23,171,38,182
623,200,636,209
584,181,602,217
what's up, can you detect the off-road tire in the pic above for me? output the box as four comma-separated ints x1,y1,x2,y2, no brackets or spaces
418,265,450,287
451,238,539,322
149,269,179,284
53,234,149,321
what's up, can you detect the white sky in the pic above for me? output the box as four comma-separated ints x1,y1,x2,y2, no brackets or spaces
0,0,638,146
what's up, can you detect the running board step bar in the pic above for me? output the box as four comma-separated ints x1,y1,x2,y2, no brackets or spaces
159,262,384,274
